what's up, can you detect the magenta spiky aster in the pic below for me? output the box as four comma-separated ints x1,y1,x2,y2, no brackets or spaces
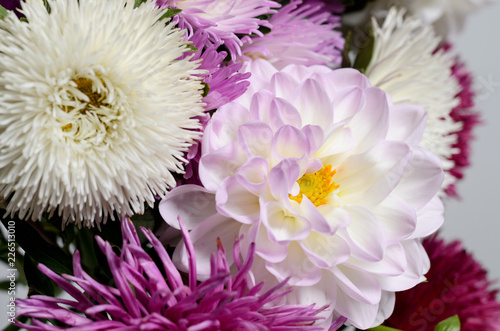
16,218,329,330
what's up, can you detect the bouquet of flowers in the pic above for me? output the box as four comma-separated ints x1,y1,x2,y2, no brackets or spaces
0,0,499,330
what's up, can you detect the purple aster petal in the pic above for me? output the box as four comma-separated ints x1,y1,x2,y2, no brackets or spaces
242,0,345,69
157,0,280,59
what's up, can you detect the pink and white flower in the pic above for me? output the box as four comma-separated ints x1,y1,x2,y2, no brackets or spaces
160,60,444,329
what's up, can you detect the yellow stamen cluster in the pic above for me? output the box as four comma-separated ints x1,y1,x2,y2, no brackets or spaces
289,165,339,207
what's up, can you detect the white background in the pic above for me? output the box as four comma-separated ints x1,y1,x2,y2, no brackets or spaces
1,0,500,329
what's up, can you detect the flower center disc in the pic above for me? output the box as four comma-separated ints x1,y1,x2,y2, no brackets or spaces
56,73,125,146
74,77,104,110
289,165,339,207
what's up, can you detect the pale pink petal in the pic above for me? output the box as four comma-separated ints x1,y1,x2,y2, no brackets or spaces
235,156,269,195
393,146,444,210
202,102,251,153
216,177,260,224
316,126,354,162
345,243,407,277
261,200,311,242
375,240,429,292
301,125,325,156
342,205,386,262
271,125,310,164
333,285,380,329
252,223,288,263
299,196,331,234
237,121,273,158
245,59,279,83
332,86,366,124
199,141,247,191
268,159,301,202
317,204,352,234
270,71,300,100
387,104,427,145
336,141,411,207
329,68,371,90
348,87,390,154
300,232,350,269
332,265,382,305
408,195,444,239
249,89,275,122
159,185,217,230
286,271,338,307
269,98,302,131
266,241,322,286
373,195,417,244
291,78,333,130
372,291,396,327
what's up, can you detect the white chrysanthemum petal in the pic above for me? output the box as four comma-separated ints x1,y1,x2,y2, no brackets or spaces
365,7,461,194
0,0,206,226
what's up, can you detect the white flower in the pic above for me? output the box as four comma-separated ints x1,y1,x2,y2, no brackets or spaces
401,0,493,40
365,7,461,194
0,0,206,227
160,60,444,329
352,0,493,40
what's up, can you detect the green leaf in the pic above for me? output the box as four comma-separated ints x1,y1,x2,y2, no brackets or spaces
341,30,352,68
352,28,375,73
0,5,8,20
24,254,54,297
158,8,182,22
434,315,461,331
369,326,403,331
134,0,148,8
42,0,51,13
1,215,73,275
131,210,156,244
202,82,210,98
185,44,199,53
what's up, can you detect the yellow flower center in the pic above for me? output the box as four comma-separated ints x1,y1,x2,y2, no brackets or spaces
289,165,339,207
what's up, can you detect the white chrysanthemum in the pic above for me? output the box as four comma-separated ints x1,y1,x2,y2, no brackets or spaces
365,7,461,194
398,0,493,40
0,0,206,227
347,0,493,41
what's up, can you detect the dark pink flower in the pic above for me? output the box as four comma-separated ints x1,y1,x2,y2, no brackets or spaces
384,234,500,331
16,218,328,330
444,48,481,197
